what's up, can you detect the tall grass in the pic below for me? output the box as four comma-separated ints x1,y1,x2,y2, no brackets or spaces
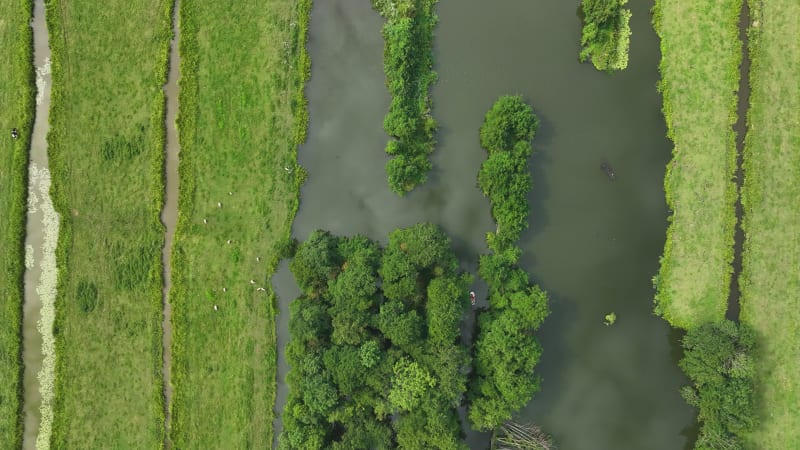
0,0,34,446
651,0,742,329
169,0,310,446
739,0,800,446
46,0,171,446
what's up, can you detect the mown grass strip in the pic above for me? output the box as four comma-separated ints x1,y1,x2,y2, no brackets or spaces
372,0,438,195
739,0,800,446
170,0,309,446
0,0,33,446
652,0,742,329
46,0,171,446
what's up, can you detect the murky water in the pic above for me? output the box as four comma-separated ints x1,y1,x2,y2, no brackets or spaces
273,0,695,448
22,0,58,448
160,1,181,448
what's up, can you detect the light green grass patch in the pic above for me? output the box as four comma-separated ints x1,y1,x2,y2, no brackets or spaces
47,0,171,447
652,0,742,329
169,0,309,447
739,0,800,446
0,1,33,446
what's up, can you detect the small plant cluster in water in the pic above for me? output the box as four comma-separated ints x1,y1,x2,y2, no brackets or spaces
372,0,439,195
470,96,551,431
281,223,473,448
579,0,632,71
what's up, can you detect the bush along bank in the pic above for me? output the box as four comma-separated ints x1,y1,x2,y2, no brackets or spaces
679,321,758,449
0,0,34,446
281,224,472,449
579,0,631,71
372,0,438,195
468,96,550,431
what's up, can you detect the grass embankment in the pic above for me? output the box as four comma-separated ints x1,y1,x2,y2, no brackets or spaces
170,0,309,446
652,0,742,329
372,0,438,195
0,0,33,446
739,0,800,446
47,0,171,446
469,96,549,431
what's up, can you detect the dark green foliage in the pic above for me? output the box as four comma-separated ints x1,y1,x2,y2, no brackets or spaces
680,321,758,449
281,224,471,449
579,0,632,71
100,125,146,161
469,96,550,431
76,280,99,313
373,0,439,195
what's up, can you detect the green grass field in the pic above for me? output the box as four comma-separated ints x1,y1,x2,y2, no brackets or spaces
0,0,33,446
739,0,800,446
652,0,742,329
46,0,171,446
169,0,308,446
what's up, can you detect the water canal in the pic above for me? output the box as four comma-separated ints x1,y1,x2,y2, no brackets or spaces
273,0,695,448
22,0,57,448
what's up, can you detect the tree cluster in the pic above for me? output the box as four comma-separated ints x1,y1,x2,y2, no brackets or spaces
579,0,632,71
372,0,438,195
469,96,550,431
679,321,758,450
280,223,473,449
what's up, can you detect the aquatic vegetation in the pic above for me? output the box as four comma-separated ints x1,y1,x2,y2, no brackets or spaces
651,0,741,329
0,0,34,446
372,0,439,195
470,96,550,431
604,312,616,326
169,0,311,446
281,224,471,449
46,0,172,446
739,0,800,445
579,0,631,71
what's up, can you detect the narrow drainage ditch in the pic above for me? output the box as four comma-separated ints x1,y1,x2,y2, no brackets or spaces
22,0,57,448
160,0,181,447
727,0,751,321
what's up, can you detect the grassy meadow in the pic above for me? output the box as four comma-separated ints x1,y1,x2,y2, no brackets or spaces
0,0,33,446
46,0,171,446
652,0,742,329
739,0,800,446
169,0,309,446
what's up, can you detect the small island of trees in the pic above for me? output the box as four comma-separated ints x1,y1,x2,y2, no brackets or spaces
579,0,632,71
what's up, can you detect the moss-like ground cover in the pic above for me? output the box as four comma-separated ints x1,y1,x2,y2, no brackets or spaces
170,0,309,446
652,0,742,329
0,0,33,446
47,0,171,446
739,0,800,446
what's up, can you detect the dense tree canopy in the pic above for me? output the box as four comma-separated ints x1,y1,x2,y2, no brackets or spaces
579,0,632,71
469,96,550,431
280,224,472,449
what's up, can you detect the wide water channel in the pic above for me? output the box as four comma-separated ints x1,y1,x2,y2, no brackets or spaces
273,0,695,448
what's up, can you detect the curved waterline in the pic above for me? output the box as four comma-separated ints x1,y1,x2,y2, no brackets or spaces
160,0,181,447
22,0,57,447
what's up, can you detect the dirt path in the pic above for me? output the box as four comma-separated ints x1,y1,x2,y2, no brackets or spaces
22,0,58,448
160,1,181,447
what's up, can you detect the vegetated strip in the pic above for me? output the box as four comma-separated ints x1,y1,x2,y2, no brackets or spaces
373,0,438,195
0,0,33,446
46,0,171,446
169,0,310,447
281,224,472,448
469,96,550,431
739,0,800,446
652,0,742,329
579,0,632,71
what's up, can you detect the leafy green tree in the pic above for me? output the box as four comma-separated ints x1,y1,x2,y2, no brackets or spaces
579,0,631,71
290,230,340,294
377,300,424,350
426,274,471,345
389,359,437,412
395,402,467,450
479,95,538,154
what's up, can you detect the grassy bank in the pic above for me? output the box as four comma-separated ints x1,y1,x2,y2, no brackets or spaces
0,0,33,446
47,0,171,446
372,0,438,195
652,0,742,329
169,0,309,446
739,0,800,446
